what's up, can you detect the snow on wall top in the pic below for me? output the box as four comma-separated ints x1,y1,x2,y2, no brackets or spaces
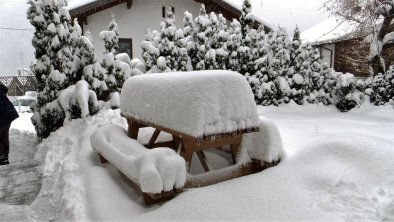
301,17,357,45
121,70,260,138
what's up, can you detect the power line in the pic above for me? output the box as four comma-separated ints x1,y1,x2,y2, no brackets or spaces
0,27,34,31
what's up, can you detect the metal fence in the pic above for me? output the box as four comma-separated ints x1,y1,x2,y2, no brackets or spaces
0,76,38,96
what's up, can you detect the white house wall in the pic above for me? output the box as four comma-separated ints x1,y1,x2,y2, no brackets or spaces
83,0,201,62
320,43,335,68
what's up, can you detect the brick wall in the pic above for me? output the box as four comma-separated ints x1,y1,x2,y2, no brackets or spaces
334,38,370,77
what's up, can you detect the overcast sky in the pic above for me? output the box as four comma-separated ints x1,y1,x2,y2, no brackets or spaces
0,0,330,76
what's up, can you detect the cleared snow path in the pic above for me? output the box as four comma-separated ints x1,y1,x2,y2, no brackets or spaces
0,113,38,221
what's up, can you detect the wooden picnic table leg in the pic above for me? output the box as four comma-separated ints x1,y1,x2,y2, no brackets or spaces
180,138,194,171
147,129,161,148
196,151,212,172
128,119,141,139
230,136,243,164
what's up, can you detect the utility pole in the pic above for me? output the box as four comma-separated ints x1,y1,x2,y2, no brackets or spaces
19,52,24,76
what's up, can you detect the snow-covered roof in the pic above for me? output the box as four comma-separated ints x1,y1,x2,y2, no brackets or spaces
301,17,358,45
120,70,260,138
67,0,273,31
67,0,97,10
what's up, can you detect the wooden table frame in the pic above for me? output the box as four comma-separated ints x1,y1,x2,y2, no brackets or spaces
123,114,259,172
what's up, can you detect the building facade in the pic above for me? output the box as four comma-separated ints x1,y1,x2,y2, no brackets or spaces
68,0,272,62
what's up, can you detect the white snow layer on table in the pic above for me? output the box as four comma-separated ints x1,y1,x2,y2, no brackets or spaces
121,70,260,138
91,124,186,193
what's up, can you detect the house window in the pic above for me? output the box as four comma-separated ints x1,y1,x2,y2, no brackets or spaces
162,6,175,18
118,38,133,58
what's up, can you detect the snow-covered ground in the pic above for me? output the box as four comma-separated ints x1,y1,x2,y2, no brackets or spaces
2,102,394,221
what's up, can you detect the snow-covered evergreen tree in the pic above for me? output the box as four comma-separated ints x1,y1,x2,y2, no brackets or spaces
212,14,229,70
334,73,364,112
290,26,302,73
99,15,121,98
81,33,108,101
141,28,160,71
159,6,178,70
28,0,74,139
194,4,210,70
147,56,171,73
27,0,49,93
268,28,291,104
370,66,394,105
100,14,119,54
183,11,197,70
69,18,84,84
316,64,335,105
288,42,310,104
306,48,325,104
239,0,254,38
175,28,192,71
227,19,242,72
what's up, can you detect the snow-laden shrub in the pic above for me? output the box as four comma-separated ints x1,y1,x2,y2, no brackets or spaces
370,66,394,105
334,73,364,112
58,80,99,120
32,100,66,139
147,56,171,73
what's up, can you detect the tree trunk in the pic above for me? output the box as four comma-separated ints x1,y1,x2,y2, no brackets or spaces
371,14,394,76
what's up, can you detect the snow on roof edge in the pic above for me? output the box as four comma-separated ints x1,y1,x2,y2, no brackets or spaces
67,0,97,11
67,0,273,30
300,16,359,45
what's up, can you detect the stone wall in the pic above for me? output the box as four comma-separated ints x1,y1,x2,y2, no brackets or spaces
334,38,370,77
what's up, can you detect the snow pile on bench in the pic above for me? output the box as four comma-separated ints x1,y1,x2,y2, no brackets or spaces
121,70,260,138
91,124,186,193
241,116,284,163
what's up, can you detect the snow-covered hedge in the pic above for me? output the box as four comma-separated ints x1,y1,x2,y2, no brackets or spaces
121,70,260,138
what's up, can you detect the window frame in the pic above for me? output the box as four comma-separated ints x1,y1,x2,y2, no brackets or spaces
118,38,133,59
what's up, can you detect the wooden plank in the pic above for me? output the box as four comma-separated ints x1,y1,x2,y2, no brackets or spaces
126,0,132,9
196,151,212,172
0,161,42,205
185,159,280,188
98,153,108,164
142,189,181,206
146,141,175,149
128,120,141,139
147,129,161,148
230,141,241,164
122,114,259,141
193,135,243,152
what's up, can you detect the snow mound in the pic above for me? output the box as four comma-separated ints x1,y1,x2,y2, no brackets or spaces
134,135,394,221
91,124,186,193
121,70,260,138
242,116,284,162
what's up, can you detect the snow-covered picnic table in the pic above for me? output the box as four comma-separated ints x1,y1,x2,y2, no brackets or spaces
92,70,282,205
121,70,260,167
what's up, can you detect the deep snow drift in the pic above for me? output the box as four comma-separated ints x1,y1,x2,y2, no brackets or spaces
1,102,394,221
